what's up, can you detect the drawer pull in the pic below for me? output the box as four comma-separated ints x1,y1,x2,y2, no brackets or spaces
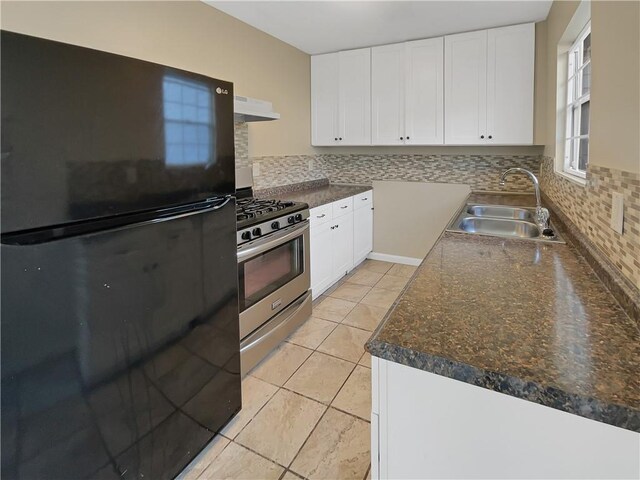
316,214,326,218
362,197,368,201
340,205,348,209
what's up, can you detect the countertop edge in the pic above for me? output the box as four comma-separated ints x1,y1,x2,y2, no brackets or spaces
364,191,640,433
365,339,640,433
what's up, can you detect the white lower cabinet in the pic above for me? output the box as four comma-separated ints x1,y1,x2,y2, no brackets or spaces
310,190,373,298
371,358,640,479
353,193,374,266
310,221,335,297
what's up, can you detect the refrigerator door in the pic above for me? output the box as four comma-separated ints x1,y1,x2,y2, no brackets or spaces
1,199,240,480
1,31,235,234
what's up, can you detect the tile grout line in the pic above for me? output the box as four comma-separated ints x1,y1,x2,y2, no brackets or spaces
202,260,397,479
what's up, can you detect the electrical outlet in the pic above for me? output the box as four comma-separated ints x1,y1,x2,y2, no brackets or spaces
308,158,315,171
610,192,624,234
252,162,261,177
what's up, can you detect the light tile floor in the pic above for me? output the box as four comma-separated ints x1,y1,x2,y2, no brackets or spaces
179,259,416,480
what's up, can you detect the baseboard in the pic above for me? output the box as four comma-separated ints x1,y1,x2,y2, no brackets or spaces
367,252,422,266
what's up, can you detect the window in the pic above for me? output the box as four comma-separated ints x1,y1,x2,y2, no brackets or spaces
564,23,591,178
163,76,214,166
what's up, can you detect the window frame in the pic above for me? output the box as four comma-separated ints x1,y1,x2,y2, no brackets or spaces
563,22,591,179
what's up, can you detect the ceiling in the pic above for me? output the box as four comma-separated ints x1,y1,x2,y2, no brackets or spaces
206,1,552,55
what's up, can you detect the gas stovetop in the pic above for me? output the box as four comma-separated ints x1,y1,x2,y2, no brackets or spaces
236,196,309,245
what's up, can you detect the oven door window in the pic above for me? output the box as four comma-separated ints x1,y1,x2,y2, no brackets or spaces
239,235,304,312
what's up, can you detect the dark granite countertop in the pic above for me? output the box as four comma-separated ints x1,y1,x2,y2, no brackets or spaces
366,193,640,432
259,182,372,209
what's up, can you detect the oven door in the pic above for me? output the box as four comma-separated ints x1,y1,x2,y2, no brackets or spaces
237,221,310,339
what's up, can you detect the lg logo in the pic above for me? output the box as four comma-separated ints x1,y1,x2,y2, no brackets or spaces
216,87,228,95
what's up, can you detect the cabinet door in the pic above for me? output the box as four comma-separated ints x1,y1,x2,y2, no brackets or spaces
332,213,354,281
353,204,373,266
338,48,371,145
405,37,444,145
371,43,405,145
444,30,487,145
310,221,335,298
311,53,339,146
486,23,534,145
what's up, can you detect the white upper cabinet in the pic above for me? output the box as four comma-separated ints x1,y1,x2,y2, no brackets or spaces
486,23,535,145
311,53,339,146
312,23,533,147
372,43,406,145
405,37,444,145
445,23,534,145
444,30,488,144
311,48,371,146
372,38,444,145
338,48,371,145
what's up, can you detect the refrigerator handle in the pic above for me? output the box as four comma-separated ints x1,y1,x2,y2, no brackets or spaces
1,195,234,246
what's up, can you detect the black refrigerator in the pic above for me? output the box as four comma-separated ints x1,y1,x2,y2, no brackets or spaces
1,31,241,480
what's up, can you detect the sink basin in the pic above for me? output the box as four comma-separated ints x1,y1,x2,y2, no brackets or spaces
447,203,565,243
466,205,535,222
458,217,540,238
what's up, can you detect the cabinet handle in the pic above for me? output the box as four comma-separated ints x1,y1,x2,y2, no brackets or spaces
334,137,338,141
488,135,493,139
340,205,348,209
317,214,326,218
339,137,343,140
335,225,339,229
331,226,335,230
406,136,410,140
480,135,485,139
400,137,404,140
362,197,368,201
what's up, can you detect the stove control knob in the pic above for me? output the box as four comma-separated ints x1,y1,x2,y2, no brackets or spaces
241,231,251,240
295,213,303,222
271,221,280,229
252,227,262,236
288,216,295,224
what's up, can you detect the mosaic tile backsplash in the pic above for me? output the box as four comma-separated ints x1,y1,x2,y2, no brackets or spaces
539,156,640,290
246,153,541,192
233,126,639,292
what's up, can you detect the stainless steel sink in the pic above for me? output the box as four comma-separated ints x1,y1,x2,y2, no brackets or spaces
466,205,535,222
458,217,540,238
447,203,565,243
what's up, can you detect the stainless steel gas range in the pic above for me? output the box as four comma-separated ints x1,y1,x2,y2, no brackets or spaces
236,168,312,375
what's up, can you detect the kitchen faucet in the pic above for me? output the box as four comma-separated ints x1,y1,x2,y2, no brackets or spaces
499,168,550,229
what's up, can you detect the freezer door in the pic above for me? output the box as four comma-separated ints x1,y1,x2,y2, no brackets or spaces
1,31,235,234
0,200,240,480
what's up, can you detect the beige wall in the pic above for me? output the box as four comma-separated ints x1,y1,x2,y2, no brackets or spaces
0,0,314,157
589,1,640,173
372,181,470,260
543,0,640,173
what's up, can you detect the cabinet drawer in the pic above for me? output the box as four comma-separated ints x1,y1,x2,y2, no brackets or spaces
310,204,333,227
354,190,373,210
332,197,354,218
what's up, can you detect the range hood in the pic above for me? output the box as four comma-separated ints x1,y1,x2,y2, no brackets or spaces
234,96,280,122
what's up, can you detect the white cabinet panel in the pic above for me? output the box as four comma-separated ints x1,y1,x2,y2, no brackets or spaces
375,359,639,479
371,43,405,145
444,30,487,145
332,196,353,218
310,221,335,298
486,23,535,145
405,37,444,145
309,203,333,228
332,213,354,280
311,53,339,146
353,202,373,266
338,48,371,145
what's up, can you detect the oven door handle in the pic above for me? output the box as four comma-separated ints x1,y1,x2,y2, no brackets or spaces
237,221,308,262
